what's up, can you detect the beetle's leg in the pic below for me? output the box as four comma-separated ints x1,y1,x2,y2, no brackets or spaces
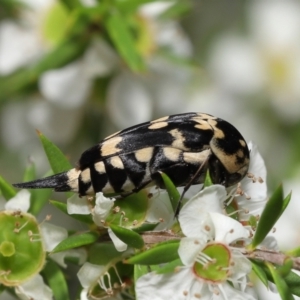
174,153,212,218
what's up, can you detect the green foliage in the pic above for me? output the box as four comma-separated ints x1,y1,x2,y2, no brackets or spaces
251,184,291,249
52,231,99,253
125,240,180,265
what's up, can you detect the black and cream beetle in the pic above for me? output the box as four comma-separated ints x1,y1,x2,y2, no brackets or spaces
13,112,250,203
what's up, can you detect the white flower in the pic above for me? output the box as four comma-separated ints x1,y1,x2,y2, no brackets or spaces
136,186,255,300
50,248,87,268
67,194,91,215
39,222,68,252
207,1,300,122
78,262,125,299
15,274,53,300
232,142,267,222
4,189,31,212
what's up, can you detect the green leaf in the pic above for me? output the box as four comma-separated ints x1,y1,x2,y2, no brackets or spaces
251,261,269,287
284,271,300,297
50,200,94,225
52,231,99,253
251,184,286,249
116,0,156,14
105,12,144,72
132,223,159,233
125,240,180,265
203,170,213,187
159,172,180,213
158,1,191,20
134,264,149,282
277,258,293,277
0,176,16,200
109,224,144,249
286,246,300,257
43,259,70,300
266,263,295,300
88,243,123,265
155,258,183,274
23,160,36,182
37,130,72,174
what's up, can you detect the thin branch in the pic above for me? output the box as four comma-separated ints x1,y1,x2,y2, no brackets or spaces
140,231,300,271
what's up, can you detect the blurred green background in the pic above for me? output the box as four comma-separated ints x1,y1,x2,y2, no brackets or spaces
1,1,300,299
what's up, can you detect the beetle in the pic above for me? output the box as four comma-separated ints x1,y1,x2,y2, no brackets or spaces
13,112,250,211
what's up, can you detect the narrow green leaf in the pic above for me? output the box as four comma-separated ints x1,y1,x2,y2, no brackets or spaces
109,224,144,249
155,258,183,274
251,261,269,287
125,241,180,265
203,170,213,187
281,192,292,218
50,200,94,224
37,130,72,174
159,172,180,213
251,184,285,248
277,258,293,277
105,12,144,72
88,243,123,265
284,271,300,297
0,176,16,200
116,0,156,14
23,160,36,182
158,1,192,20
52,231,99,253
132,223,159,233
43,259,70,300
134,264,149,282
286,246,300,257
266,263,295,300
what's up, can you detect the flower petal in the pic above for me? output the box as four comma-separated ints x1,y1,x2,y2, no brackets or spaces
77,262,105,289
67,194,90,215
178,237,206,266
5,189,30,212
146,191,174,230
136,268,205,300
40,222,68,252
92,193,115,226
217,282,257,300
50,248,87,268
209,213,249,244
39,60,91,109
15,274,53,300
179,185,226,237
108,228,128,252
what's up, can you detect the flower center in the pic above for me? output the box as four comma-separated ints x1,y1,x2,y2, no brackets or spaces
193,242,231,283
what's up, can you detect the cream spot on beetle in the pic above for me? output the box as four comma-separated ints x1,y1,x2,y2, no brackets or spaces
148,122,168,130
208,119,225,139
135,147,154,163
101,136,122,157
110,156,124,169
67,168,81,191
151,116,169,123
163,147,182,161
239,139,246,147
183,149,211,164
169,129,190,151
196,113,216,119
94,161,106,174
80,168,91,184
